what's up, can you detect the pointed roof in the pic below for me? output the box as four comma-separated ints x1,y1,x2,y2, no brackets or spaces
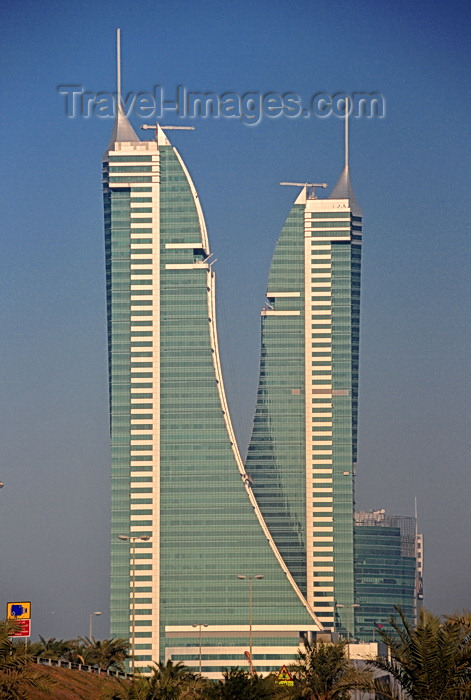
104,29,141,153
106,102,140,151
328,99,361,215
329,165,362,215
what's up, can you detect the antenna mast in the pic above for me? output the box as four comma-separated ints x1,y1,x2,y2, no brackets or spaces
345,96,349,170
116,28,122,109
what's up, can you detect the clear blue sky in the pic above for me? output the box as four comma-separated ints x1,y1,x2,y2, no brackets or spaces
1,0,470,640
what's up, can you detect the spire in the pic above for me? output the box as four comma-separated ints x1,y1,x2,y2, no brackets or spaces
329,97,361,215
106,29,140,150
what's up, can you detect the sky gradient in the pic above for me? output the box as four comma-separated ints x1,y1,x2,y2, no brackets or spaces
1,0,470,640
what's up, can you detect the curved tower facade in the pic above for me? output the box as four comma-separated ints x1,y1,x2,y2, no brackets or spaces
246,156,362,636
103,53,322,673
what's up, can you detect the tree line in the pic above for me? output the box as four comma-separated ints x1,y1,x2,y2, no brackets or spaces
1,607,471,699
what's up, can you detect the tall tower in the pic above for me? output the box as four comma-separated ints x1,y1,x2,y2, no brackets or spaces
104,31,322,675
246,111,362,635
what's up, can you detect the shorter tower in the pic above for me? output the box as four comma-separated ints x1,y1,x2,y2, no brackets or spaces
246,105,362,635
354,509,423,641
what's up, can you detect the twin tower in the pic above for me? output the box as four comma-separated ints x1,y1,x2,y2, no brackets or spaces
104,60,362,677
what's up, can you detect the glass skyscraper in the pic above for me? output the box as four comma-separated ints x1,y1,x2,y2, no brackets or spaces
354,510,422,641
246,142,362,636
103,71,322,673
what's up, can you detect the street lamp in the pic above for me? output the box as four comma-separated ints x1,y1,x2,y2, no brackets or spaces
336,603,360,658
89,611,102,640
237,574,264,674
118,534,151,673
192,623,208,674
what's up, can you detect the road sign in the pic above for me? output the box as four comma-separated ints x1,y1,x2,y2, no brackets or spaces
9,620,31,638
276,665,294,685
7,602,31,620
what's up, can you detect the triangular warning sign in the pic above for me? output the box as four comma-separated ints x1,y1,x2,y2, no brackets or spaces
276,665,294,685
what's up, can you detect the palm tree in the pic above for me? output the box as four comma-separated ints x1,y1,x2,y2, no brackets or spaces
286,638,373,700
0,620,53,698
369,606,471,699
105,662,209,700
105,674,151,700
447,610,471,632
146,659,199,699
206,666,278,699
175,673,210,699
79,636,130,670
29,636,74,660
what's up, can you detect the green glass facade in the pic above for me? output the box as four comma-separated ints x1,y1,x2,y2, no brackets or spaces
104,119,321,676
354,512,418,641
244,206,307,592
246,179,362,636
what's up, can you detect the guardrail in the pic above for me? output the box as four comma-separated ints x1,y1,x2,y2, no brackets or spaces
35,656,133,679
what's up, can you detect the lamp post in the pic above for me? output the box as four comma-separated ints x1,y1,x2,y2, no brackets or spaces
192,623,208,674
118,534,151,673
89,611,102,640
336,603,360,658
237,574,264,674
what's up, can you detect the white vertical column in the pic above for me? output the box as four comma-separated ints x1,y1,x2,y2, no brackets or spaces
150,146,161,664
304,203,335,626
304,210,314,608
